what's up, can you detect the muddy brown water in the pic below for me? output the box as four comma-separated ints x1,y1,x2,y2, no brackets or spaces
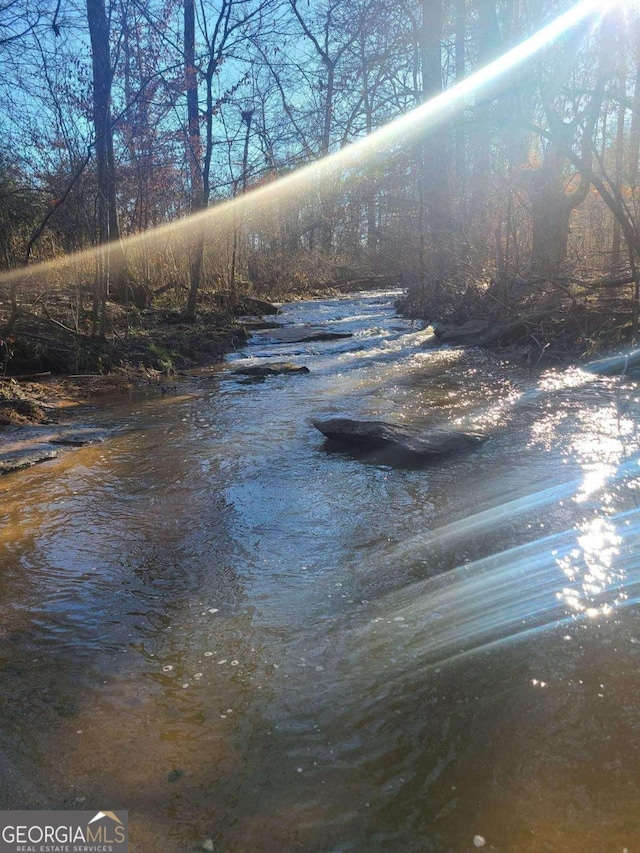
1,291,640,852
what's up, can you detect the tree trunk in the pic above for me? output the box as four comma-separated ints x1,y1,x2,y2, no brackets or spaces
530,190,572,278
525,11,614,279
610,71,626,274
86,0,143,317
184,0,204,322
454,0,466,198
524,136,579,279
86,0,115,331
627,64,640,189
419,0,451,291
471,0,500,223
359,35,377,253
229,109,253,291
320,59,335,253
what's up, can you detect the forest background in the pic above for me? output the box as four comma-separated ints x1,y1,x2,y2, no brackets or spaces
1,0,640,373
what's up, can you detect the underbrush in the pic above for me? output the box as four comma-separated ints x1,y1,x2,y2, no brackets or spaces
397,274,637,360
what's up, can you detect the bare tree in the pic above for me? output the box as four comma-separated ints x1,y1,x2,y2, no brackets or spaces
86,0,142,329
183,0,272,320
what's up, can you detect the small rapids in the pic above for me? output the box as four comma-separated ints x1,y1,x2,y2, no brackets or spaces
1,290,640,852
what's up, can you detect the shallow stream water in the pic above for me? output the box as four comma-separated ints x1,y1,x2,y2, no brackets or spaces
1,290,640,852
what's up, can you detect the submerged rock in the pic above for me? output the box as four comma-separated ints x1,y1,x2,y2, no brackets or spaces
233,362,310,378
0,424,114,476
258,326,352,344
167,768,184,783
312,417,486,462
50,428,109,446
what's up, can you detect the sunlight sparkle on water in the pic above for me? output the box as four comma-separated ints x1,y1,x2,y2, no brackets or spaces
537,367,594,392
573,407,636,501
473,389,523,430
573,407,634,465
576,465,617,501
529,390,637,501
556,516,622,617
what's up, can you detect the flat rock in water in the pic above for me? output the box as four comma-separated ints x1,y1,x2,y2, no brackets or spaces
313,417,486,461
50,427,109,446
259,326,353,344
234,362,310,378
0,447,60,475
240,319,284,331
0,424,115,475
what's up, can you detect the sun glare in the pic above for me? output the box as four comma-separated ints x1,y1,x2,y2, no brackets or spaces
0,0,612,291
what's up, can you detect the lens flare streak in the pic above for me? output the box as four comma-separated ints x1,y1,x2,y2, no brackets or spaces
360,504,640,674
0,0,610,290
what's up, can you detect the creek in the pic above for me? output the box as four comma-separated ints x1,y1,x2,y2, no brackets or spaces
1,290,640,852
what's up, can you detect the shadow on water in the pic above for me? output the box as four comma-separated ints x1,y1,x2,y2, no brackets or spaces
1,291,640,851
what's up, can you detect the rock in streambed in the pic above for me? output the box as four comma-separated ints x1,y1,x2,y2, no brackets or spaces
313,417,486,463
0,447,61,475
233,362,310,378
255,326,352,344
0,425,111,475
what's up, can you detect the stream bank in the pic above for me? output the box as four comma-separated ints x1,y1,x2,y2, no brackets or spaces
397,274,637,363
0,290,345,474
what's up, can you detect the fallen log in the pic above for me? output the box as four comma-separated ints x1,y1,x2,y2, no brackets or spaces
433,309,557,347
583,349,640,376
1,371,52,381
